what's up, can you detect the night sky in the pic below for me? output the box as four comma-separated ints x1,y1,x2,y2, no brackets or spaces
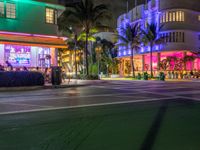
59,0,146,28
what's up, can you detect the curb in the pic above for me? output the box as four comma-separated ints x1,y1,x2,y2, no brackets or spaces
0,86,44,92
45,84,89,89
0,80,106,92
0,84,89,92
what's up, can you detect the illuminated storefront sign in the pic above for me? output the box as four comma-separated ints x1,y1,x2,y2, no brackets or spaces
0,44,54,68
38,47,51,67
4,45,31,66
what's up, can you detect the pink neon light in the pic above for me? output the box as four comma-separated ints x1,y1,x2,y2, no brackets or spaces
0,31,67,40
143,51,200,71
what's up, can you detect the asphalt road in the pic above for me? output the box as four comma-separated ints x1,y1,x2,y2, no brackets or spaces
0,80,200,150
0,80,199,115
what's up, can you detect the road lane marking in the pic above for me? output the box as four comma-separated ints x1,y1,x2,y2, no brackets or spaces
0,102,52,108
0,92,141,103
0,97,180,115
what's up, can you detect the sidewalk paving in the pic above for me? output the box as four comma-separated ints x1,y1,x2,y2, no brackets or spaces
45,79,108,88
101,77,200,82
0,78,199,92
0,80,107,92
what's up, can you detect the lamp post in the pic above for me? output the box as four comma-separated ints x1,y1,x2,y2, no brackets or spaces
95,45,102,76
107,64,109,77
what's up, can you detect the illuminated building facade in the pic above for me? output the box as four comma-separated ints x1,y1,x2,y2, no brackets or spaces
58,49,83,75
0,0,66,68
117,0,200,77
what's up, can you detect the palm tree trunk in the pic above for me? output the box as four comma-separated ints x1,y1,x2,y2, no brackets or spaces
150,43,153,78
74,34,78,78
130,48,135,78
85,30,89,75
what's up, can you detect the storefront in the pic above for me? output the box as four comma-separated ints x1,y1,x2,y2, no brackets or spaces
0,31,66,69
119,51,200,77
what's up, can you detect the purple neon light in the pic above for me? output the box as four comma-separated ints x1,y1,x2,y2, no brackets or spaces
5,45,31,66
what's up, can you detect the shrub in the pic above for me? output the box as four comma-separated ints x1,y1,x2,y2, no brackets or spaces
137,73,142,80
0,71,44,87
143,72,149,80
80,74,99,80
159,72,165,81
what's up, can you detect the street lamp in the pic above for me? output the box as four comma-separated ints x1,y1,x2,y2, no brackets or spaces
106,64,109,77
95,45,102,76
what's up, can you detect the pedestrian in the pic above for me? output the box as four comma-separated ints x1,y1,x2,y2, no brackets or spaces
23,66,28,71
0,64,4,71
36,67,39,71
5,61,13,71
189,70,194,78
62,69,67,82
44,68,50,82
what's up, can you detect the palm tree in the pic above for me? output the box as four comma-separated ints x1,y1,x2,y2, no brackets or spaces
141,23,165,77
183,55,196,70
98,38,119,75
117,23,140,78
58,0,110,75
66,34,85,77
57,21,80,77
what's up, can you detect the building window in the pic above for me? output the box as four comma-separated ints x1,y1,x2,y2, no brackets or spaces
0,2,16,19
6,3,16,19
166,12,168,22
160,11,185,23
169,33,172,42
179,32,182,42
172,12,176,21
182,32,185,42
176,11,179,21
181,11,185,21
46,8,57,24
163,13,165,23
172,32,175,42
169,12,172,22
0,2,4,17
163,32,185,43
175,32,178,42
54,10,58,24
166,33,169,42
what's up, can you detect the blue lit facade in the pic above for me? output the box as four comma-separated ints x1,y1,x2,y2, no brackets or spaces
117,0,200,76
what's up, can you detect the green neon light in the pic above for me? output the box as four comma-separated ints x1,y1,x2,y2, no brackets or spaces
4,0,65,9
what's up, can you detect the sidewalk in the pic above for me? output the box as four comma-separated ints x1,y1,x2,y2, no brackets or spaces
0,80,105,92
45,79,107,89
101,77,200,82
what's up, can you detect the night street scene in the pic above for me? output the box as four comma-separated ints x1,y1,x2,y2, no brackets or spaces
0,0,200,150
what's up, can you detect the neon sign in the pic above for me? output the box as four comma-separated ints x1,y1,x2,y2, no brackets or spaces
4,45,31,66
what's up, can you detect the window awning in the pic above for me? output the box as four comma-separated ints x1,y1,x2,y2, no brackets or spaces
0,33,67,48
